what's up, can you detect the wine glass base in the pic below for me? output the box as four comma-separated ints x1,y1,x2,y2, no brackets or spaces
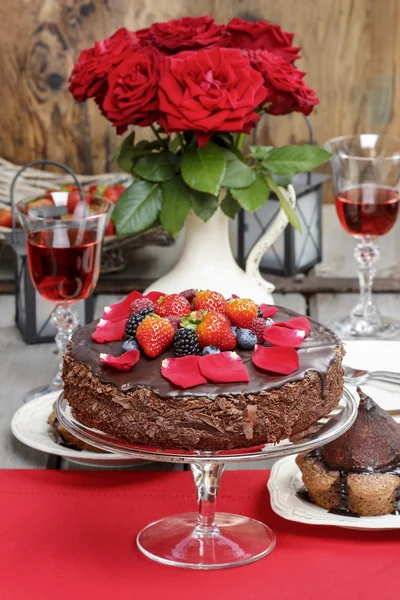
330,315,400,340
137,512,276,570
24,383,63,404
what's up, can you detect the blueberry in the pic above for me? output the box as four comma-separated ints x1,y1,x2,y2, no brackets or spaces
122,338,139,352
265,318,274,328
202,345,221,356
231,326,239,336
236,328,257,350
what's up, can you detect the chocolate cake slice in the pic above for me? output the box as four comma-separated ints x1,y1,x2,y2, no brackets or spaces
296,389,400,516
63,297,344,451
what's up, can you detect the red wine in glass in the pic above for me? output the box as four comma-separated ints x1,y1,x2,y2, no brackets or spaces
27,228,102,302
335,184,400,238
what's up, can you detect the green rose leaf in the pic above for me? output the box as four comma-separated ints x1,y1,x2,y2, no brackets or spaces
160,176,192,237
266,174,301,232
190,189,219,222
262,145,332,174
181,142,226,195
220,191,241,219
271,173,293,187
249,145,273,160
114,132,136,173
133,151,176,182
221,149,256,189
231,175,270,212
113,180,162,236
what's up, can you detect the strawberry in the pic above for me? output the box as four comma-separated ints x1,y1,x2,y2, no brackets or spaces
225,298,258,328
129,297,154,316
196,312,236,351
105,220,115,236
26,197,55,212
155,294,191,318
0,208,12,228
136,315,175,358
194,290,227,313
250,317,268,344
67,191,90,213
103,185,125,203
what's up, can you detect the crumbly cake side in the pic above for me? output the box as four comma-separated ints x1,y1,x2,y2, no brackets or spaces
63,344,344,451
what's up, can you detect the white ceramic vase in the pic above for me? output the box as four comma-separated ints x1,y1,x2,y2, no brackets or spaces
145,184,296,304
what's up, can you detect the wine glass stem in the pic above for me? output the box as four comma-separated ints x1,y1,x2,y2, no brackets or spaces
191,461,224,536
354,241,380,323
50,303,79,388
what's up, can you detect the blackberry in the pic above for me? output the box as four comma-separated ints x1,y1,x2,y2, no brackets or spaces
125,306,153,338
257,307,263,318
173,328,200,357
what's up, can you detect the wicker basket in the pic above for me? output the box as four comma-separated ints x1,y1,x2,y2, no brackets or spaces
0,158,174,273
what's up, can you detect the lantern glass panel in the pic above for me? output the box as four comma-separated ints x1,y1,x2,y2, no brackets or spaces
293,190,321,270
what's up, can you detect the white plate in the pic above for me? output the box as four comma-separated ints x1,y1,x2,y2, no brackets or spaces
268,455,400,531
11,392,148,468
344,340,400,412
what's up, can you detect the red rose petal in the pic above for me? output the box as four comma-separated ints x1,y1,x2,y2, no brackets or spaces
252,345,299,375
231,294,240,299
199,352,250,383
100,349,140,371
145,291,166,303
275,316,311,336
102,291,143,322
263,325,305,348
92,318,128,343
161,356,207,389
260,303,279,318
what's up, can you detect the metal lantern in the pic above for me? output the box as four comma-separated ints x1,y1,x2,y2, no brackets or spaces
237,172,328,277
6,160,94,344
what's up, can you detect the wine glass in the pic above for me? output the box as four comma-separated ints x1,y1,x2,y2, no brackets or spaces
325,134,400,338
18,192,113,402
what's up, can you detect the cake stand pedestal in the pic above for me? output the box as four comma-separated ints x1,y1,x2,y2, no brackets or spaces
56,389,358,570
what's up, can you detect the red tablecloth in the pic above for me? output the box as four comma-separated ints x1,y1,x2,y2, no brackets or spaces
0,469,399,600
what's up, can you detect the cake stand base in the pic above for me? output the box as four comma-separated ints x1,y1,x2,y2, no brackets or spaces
137,512,275,570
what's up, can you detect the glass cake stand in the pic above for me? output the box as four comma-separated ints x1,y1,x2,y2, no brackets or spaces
55,388,358,570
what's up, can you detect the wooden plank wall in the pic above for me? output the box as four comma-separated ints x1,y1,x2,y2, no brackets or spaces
0,0,399,200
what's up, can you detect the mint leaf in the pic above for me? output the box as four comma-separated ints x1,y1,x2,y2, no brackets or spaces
249,145,273,160
190,189,218,221
262,145,332,174
181,142,226,195
133,151,176,182
221,149,256,189
220,191,241,219
266,174,301,232
160,177,192,237
114,132,136,173
231,175,269,212
113,181,162,235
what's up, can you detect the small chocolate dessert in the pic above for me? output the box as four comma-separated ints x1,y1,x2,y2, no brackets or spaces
296,388,400,516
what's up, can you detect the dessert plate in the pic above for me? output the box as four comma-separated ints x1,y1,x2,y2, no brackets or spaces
11,392,148,468
268,455,400,531
344,340,400,412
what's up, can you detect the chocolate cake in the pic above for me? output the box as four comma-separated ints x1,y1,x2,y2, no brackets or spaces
296,389,400,516
62,294,344,451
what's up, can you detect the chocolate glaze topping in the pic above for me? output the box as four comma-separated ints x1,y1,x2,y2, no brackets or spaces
70,306,340,399
321,389,400,472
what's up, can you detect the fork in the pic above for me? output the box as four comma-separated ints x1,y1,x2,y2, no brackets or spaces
343,365,400,386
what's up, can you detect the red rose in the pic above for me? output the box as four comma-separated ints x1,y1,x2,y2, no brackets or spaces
69,28,139,103
149,16,227,53
102,49,160,134
246,50,319,116
158,47,266,146
227,18,300,63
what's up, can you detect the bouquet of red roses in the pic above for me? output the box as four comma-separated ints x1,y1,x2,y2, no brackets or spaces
69,16,330,237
